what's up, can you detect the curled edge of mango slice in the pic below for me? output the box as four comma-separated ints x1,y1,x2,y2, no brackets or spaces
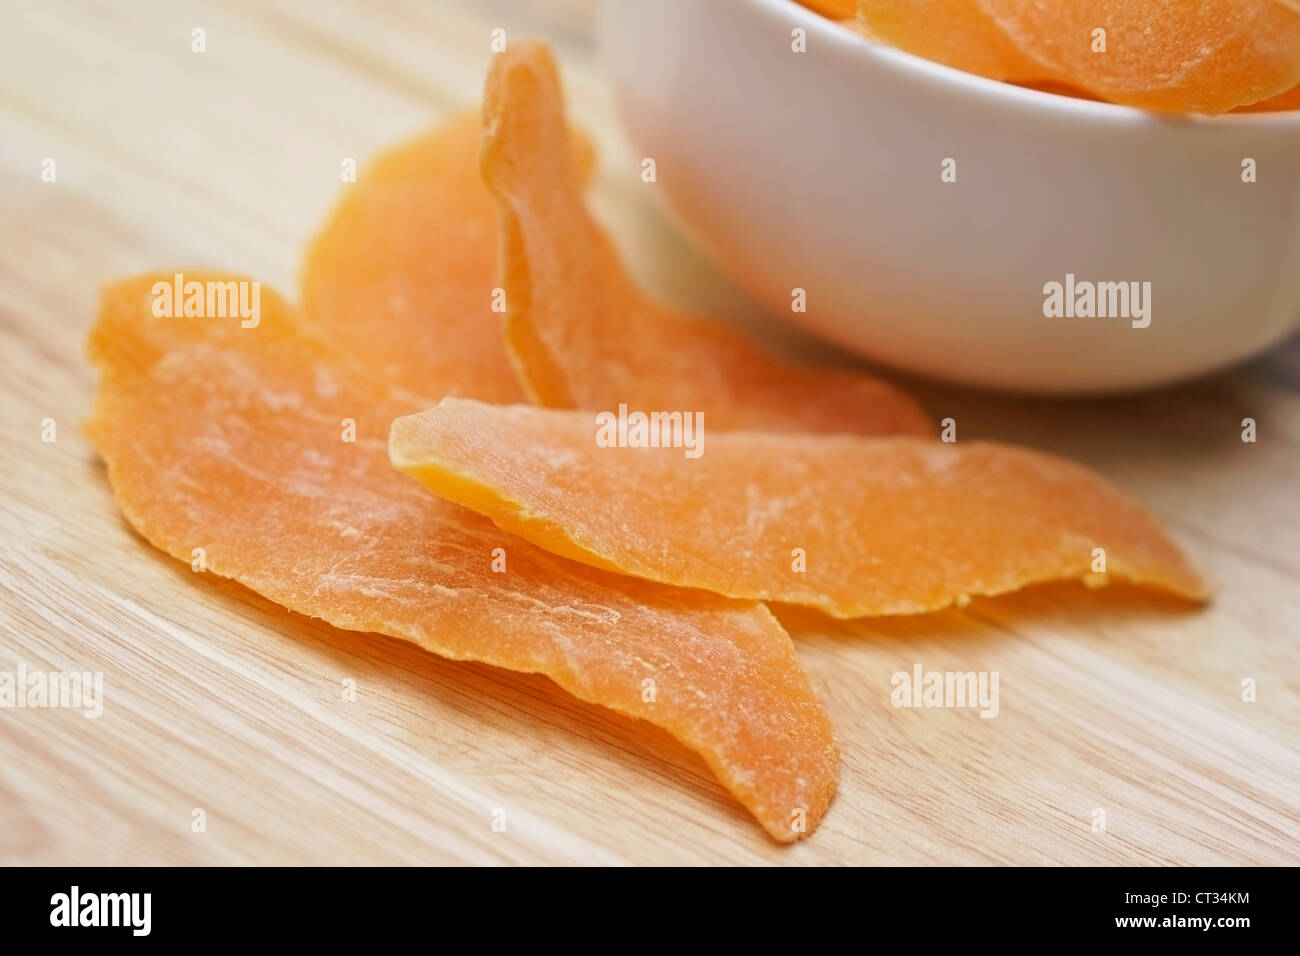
391,399,1210,619
481,41,934,438
84,274,838,843
299,110,597,406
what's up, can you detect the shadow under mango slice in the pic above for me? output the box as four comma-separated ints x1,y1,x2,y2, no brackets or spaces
481,41,932,437
85,274,837,843
391,399,1210,619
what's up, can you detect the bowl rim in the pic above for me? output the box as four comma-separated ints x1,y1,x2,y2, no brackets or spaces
758,0,1300,128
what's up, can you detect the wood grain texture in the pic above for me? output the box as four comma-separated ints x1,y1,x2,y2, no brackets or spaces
2,0,1298,865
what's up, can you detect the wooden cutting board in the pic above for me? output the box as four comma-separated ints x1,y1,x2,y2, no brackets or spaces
2,0,1297,865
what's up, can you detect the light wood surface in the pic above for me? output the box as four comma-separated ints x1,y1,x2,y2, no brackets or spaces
2,0,1298,865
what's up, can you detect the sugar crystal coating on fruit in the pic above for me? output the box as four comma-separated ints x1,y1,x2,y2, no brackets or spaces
85,274,838,842
481,41,933,437
391,399,1210,619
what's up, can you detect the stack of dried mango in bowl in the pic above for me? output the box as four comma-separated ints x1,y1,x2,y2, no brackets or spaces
86,43,1207,843
804,0,1300,113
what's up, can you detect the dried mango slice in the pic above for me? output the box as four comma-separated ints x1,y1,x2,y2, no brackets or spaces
85,274,837,842
300,111,594,404
390,399,1210,618
796,0,857,18
1233,82,1300,112
858,0,1300,114
856,0,1042,82
480,42,932,437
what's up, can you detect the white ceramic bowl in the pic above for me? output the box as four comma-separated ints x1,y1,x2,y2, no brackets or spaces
599,0,1300,393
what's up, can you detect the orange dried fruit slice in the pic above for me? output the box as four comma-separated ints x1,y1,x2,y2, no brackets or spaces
856,0,1042,82
481,42,932,437
300,111,594,404
390,399,1210,618
85,274,837,842
796,0,857,18
1233,81,1300,112
858,0,1300,114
